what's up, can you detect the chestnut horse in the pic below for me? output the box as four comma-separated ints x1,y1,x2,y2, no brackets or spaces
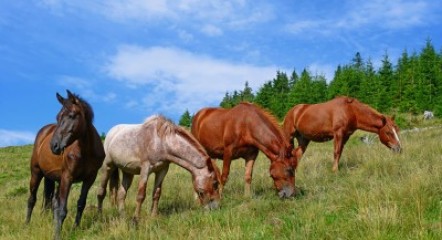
96,115,220,224
26,90,105,240
283,96,402,172
191,102,296,198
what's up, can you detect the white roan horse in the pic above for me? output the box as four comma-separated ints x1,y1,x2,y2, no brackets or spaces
97,115,220,223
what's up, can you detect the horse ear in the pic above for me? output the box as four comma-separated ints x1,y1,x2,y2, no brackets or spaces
56,92,65,105
381,116,387,126
66,90,78,104
66,90,74,99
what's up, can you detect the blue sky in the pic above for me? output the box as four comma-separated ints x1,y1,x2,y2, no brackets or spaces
1,0,441,147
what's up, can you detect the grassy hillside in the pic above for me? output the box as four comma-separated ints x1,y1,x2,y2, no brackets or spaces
1,126,441,239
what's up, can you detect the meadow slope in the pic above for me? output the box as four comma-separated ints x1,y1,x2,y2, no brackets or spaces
0,126,441,239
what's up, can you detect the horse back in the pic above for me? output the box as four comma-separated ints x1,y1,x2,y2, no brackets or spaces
192,103,268,159
191,108,229,157
103,124,144,174
289,99,356,141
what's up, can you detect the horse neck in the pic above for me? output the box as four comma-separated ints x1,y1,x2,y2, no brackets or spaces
77,123,98,155
164,133,209,175
250,121,286,161
352,104,385,133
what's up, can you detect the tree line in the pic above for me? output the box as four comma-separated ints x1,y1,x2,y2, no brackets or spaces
179,40,442,127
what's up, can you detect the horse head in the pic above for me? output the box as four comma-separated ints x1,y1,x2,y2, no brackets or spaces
269,146,297,198
50,90,88,155
193,158,221,210
378,116,402,153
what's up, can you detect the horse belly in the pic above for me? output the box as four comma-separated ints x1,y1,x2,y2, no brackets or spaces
114,157,141,175
301,131,334,142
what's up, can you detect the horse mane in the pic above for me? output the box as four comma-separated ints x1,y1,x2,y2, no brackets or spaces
337,96,384,120
239,102,287,145
144,115,209,167
68,93,94,124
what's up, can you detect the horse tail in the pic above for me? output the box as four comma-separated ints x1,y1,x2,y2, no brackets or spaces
108,167,119,205
42,177,55,210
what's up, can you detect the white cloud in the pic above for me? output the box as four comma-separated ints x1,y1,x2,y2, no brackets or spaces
286,0,431,35
178,30,194,42
105,45,279,114
344,0,428,29
57,76,117,103
0,129,35,147
201,24,223,37
43,0,275,33
103,0,174,21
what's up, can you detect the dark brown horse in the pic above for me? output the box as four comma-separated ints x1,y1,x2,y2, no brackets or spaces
26,90,105,240
283,96,402,172
191,102,297,198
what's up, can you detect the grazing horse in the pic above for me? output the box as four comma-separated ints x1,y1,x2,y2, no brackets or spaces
191,102,297,198
96,115,220,224
26,90,105,240
283,96,402,172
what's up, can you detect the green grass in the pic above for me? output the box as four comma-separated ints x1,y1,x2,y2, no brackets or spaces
1,127,442,239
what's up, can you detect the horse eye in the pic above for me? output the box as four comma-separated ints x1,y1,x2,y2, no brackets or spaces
197,189,204,198
286,168,294,177
69,113,76,119
213,180,219,190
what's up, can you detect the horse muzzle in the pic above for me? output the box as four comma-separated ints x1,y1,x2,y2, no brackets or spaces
51,142,65,155
204,199,220,210
278,185,295,199
391,144,402,153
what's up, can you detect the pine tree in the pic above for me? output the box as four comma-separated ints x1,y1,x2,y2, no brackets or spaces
328,65,350,98
290,68,313,105
378,53,394,112
310,75,328,103
178,109,193,128
350,52,365,99
396,50,417,113
417,39,440,112
241,81,255,102
359,58,373,104
220,92,233,108
269,71,291,119
254,81,273,110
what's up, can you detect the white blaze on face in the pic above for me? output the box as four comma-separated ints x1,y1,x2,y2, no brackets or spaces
392,128,401,147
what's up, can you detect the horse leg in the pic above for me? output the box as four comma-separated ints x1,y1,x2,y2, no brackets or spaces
151,165,169,217
294,134,310,161
109,166,120,206
97,162,115,213
117,172,134,217
219,148,233,196
43,178,55,210
133,164,150,225
332,134,349,172
244,151,258,197
26,169,43,224
53,177,72,240
74,177,95,228
52,186,60,240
